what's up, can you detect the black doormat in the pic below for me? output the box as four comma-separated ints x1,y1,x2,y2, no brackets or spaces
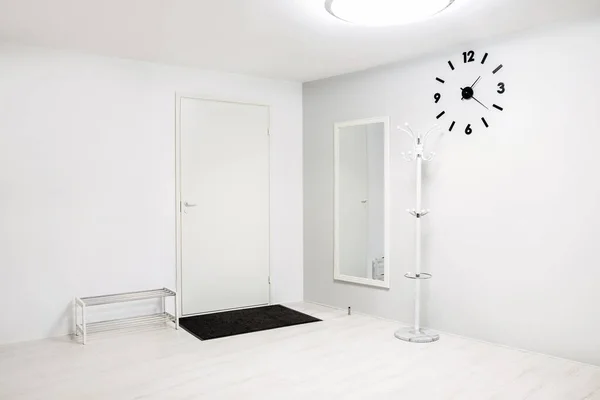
179,305,321,341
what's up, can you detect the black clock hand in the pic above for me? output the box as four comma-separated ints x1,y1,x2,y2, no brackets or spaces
471,76,481,89
472,95,489,110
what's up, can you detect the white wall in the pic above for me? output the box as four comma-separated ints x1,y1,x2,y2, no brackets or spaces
0,44,303,344
304,19,600,365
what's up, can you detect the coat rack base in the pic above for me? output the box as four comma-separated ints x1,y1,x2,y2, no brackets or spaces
395,327,440,344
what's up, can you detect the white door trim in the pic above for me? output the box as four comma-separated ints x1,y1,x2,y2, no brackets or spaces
175,93,271,318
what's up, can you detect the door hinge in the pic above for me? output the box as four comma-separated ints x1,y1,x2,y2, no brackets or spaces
267,129,270,136
179,201,182,213
268,276,271,285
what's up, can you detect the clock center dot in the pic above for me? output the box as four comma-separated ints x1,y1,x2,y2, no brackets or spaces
462,86,474,100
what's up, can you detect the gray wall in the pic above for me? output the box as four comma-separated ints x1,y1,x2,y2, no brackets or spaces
303,19,600,365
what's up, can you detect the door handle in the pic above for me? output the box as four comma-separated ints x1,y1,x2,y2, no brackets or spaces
184,202,197,207
361,199,368,204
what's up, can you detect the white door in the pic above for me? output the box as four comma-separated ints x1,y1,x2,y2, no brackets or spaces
179,98,270,316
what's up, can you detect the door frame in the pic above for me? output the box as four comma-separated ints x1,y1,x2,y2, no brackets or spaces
175,93,272,317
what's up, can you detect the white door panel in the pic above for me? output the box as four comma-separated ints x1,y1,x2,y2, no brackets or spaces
180,98,270,316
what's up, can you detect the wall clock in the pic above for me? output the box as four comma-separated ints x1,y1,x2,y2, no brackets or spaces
433,51,505,135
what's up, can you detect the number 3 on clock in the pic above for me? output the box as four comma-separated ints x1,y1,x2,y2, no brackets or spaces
497,82,505,94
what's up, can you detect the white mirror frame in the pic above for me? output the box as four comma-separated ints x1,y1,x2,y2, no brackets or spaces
334,116,391,289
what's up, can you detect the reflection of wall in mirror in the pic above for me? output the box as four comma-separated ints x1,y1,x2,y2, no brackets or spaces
338,122,384,280
366,123,384,280
339,124,368,279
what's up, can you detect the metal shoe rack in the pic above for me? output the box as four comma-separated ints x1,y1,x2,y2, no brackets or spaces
74,288,179,344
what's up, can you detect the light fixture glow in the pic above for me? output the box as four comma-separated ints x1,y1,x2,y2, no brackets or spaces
325,0,455,27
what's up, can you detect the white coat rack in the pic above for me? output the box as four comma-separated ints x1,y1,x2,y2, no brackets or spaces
395,123,440,344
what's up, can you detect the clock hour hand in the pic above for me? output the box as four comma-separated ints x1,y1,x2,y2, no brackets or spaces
471,95,489,110
470,76,482,89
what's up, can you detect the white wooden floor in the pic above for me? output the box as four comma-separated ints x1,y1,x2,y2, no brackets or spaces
1,303,599,400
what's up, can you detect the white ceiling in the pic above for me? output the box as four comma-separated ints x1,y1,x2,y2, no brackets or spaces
0,0,599,82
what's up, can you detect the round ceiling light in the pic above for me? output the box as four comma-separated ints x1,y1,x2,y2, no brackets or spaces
324,0,455,27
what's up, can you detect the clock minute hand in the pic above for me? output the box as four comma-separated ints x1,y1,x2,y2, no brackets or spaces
472,95,489,110
471,76,481,88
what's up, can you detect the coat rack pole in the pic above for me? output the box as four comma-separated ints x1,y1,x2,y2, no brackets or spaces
414,154,422,333
395,123,440,344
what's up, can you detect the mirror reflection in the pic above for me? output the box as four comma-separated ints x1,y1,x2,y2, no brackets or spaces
334,118,388,288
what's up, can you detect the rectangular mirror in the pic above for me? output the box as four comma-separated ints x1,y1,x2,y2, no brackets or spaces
334,117,390,289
